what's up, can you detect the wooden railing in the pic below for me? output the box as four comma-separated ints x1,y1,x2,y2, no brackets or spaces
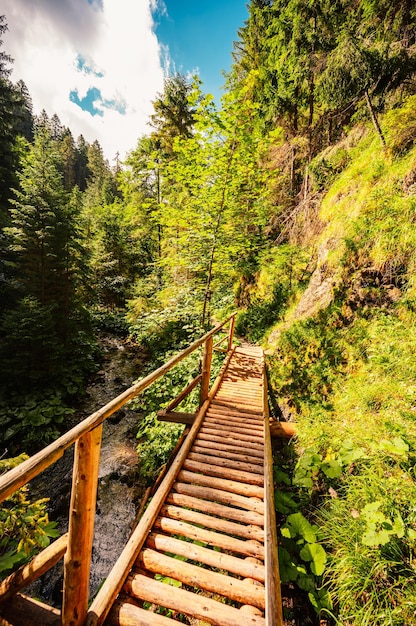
0,314,236,626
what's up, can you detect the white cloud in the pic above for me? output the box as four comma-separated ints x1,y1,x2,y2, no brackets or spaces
2,0,167,162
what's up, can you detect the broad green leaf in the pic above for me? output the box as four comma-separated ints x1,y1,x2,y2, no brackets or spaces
392,514,405,538
278,546,299,582
362,528,391,546
274,491,299,514
379,437,409,458
284,512,317,543
299,542,327,576
321,459,342,479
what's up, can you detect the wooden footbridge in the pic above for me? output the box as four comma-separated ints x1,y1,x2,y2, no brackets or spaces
0,315,294,626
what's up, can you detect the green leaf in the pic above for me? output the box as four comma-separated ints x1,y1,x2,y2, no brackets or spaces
392,514,405,538
278,546,299,582
274,491,299,514
379,437,409,458
273,469,291,485
362,528,391,547
299,542,327,576
284,512,317,543
321,459,342,479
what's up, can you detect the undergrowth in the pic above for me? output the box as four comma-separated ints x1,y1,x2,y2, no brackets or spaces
130,347,224,484
243,97,416,624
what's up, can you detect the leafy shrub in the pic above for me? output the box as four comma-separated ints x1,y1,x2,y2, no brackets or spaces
131,350,223,484
89,307,130,336
0,454,59,578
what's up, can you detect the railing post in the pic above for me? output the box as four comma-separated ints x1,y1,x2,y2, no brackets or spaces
62,425,102,626
227,314,236,352
199,336,213,406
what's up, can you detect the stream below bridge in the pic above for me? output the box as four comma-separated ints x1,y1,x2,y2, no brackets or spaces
29,336,148,607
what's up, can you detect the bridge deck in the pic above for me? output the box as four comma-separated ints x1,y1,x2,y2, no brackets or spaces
105,346,281,626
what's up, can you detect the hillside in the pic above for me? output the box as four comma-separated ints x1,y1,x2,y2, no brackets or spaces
236,96,416,623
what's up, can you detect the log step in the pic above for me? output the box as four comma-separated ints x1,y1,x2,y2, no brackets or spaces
124,572,266,626
102,345,281,626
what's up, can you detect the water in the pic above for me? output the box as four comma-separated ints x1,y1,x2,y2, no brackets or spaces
29,337,147,606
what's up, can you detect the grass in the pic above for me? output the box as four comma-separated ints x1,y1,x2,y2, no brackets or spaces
252,96,416,623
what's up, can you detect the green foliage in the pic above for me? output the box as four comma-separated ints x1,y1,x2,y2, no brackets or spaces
0,454,59,578
131,348,222,484
279,511,331,615
269,304,347,411
235,244,310,342
0,392,74,451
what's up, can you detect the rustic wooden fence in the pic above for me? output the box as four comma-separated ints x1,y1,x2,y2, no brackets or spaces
0,315,236,625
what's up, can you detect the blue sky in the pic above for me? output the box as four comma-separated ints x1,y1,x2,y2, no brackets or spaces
2,0,248,160
155,1,248,102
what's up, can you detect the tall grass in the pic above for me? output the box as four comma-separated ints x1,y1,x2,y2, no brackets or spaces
263,96,416,623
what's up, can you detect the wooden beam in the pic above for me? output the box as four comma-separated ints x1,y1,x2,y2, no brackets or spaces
162,374,202,413
0,534,67,603
125,571,266,626
157,411,195,425
146,532,265,581
107,597,176,626
199,335,213,406
262,358,284,626
154,516,264,559
159,503,264,542
228,314,236,351
0,594,60,626
86,348,236,626
137,548,265,609
269,420,296,438
166,492,264,526
62,425,102,626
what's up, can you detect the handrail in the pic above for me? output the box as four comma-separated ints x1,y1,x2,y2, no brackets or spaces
0,313,236,626
0,314,235,503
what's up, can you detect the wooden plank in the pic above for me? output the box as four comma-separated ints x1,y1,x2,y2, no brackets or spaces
63,425,102,626
178,470,264,499
209,404,263,426
191,443,264,466
107,597,176,626
209,402,263,418
183,458,264,486
200,335,213,406
125,571,266,626
157,411,195,425
218,386,262,397
228,313,236,351
0,534,67,602
166,492,264,527
159,503,264,542
269,421,296,438
187,451,264,475
262,359,284,626
0,315,235,503
204,415,264,433
162,373,202,413
0,594,60,626
154,517,264,559
146,532,265,581
137,548,265,609
173,482,264,514
196,432,264,453
86,347,236,626
218,382,262,394
199,425,264,444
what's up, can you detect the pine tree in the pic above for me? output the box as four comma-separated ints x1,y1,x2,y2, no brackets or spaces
1,126,90,390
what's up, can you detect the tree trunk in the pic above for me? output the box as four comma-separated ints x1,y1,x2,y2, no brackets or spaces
365,90,386,147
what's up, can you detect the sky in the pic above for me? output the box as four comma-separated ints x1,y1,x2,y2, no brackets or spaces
1,0,248,163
